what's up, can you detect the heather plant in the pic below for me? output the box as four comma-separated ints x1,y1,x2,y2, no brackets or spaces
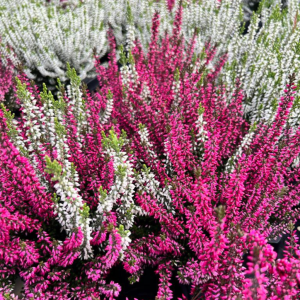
0,52,15,109
0,0,108,84
3,0,300,126
0,64,134,299
2,4,300,300
242,224,300,300
224,0,300,124
94,8,300,299
0,0,241,85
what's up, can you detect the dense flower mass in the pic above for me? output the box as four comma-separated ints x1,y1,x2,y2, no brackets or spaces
1,1,300,300
0,0,247,87
0,52,15,107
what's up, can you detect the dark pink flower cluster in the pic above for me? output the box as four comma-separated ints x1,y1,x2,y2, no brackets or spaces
0,98,122,298
95,7,300,299
1,5,300,300
0,66,123,299
0,53,14,104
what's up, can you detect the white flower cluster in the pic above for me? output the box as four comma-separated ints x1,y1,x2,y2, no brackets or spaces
129,0,242,59
120,63,138,93
223,0,300,125
66,80,88,142
136,166,173,214
8,0,298,126
0,0,107,81
140,82,151,105
125,23,135,53
0,0,241,83
52,160,93,260
100,91,113,125
94,130,137,254
7,74,95,259
120,16,139,89
138,124,158,163
14,82,51,187
43,97,93,259
137,124,174,213
225,123,256,173
40,89,58,149
95,129,137,234
117,226,131,260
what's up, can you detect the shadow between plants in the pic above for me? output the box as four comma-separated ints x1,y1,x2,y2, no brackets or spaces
107,265,192,299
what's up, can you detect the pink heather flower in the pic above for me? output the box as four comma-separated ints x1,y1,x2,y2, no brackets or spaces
0,52,15,104
2,4,300,299
166,0,175,11
94,7,300,298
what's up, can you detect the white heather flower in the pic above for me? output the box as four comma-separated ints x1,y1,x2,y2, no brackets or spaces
225,125,256,173
136,166,173,214
95,130,137,231
0,0,242,85
101,96,113,124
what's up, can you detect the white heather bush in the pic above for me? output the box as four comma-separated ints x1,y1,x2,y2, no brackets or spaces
224,0,300,125
0,0,242,83
2,0,300,127
0,0,109,82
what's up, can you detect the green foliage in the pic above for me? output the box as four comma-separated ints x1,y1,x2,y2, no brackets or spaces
128,50,135,65
198,103,205,115
107,89,113,100
142,164,150,175
98,186,108,204
66,62,81,87
15,77,29,100
40,83,55,105
70,162,77,183
45,156,63,181
270,97,278,114
80,203,90,219
115,164,127,179
138,123,146,131
128,274,139,284
117,224,130,238
1,104,29,157
101,128,127,154
55,79,67,110
52,193,59,204
54,117,67,138
1,104,17,138
249,122,257,133
174,67,180,82
126,1,133,25
119,45,127,66
196,67,209,88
